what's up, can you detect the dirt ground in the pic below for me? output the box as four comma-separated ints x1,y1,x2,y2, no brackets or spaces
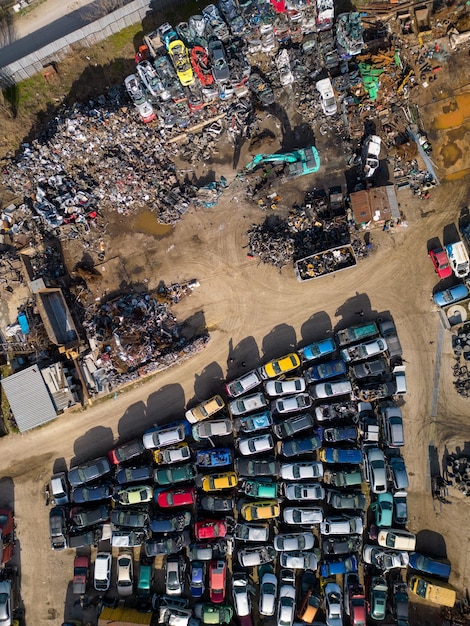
0,172,469,624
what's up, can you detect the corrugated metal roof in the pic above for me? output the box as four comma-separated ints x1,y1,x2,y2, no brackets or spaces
2,365,57,433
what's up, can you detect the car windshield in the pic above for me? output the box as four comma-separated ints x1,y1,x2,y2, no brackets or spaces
272,362,282,374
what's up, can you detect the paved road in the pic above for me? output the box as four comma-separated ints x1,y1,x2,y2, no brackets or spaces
1,0,114,69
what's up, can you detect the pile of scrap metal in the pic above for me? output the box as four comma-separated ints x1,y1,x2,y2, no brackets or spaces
246,202,354,272
82,290,206,377
294,245,357,282
446,453,470,497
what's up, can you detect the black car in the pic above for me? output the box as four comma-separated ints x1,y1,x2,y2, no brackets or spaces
150,511,192,534
68,528,101,549
108,439,146,465
144,530,191,557
72,483,113,504
111,508,149,529
322,536,362,555
200,494,235,512
116,465,153,485
68,457,112,487
50,506,67,551
70,504,109,529
235,457,280,477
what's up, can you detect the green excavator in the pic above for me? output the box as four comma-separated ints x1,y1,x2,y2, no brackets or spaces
243,145,321,178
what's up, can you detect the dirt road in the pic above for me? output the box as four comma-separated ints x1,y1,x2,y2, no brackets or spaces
0,176,469,624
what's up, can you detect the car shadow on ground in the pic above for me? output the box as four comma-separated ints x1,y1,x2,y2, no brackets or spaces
416,529,447,559
334,292,377,329
299,311,333,347
442,223,460,247
71,426,114,466
147,384,186,428
226,336,260,379
189,361,225,407
261,323,297,363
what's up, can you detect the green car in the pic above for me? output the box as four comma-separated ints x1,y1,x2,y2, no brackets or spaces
154,463,196,486
136,563,153,598
370,492,393,527
369,576,388,621
241,479,278,499
202,604,233,625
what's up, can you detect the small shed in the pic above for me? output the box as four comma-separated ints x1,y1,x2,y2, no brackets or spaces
98,606,153,626
350,185,399,227
1,365,57,432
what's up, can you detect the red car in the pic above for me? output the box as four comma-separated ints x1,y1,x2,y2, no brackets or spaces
73,555,89,594
156,487,196,508
209,559,226,603
190,46,215,87
349,588,367,626
195,519,227,540
0,509,14,565
429,247,452,279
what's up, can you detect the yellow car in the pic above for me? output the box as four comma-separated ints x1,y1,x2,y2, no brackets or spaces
241,500,280,521
168,40,194,86
153,442,190,465
258,353,301,380
201,471,238,492
185,395,225,424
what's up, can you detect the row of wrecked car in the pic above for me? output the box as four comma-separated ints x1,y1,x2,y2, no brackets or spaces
123,0,366,123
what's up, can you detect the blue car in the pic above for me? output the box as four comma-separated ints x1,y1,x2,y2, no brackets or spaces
116,465,153,485
189,560,205,598
195,448,233,468
320,555,358,577
371,492,393,527
72,483,113,503
304,359,347,383
409,553,451,579
300,338,336,362
281,434,322,458
433,284,469,307
150,511,192,533
319,447,363,465
235,410,273,434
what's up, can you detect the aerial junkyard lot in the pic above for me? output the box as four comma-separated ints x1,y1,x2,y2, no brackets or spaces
1,0,470,625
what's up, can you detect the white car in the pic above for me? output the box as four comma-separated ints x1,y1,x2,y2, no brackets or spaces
283,483,325,501
320,515,363,536
259,566,277,617
225,370,262,398
363,545,410,571
238,433,274,456
281,462,324,481
277,578,296,626
135,100,156,124
117,553,134,596
280,551,318,570
377,529,416,551
142,423,187,450
166,555,185,596
234,522,270,543
192,418,233,441
94,552,112,592
341,338,388,363
274,532,315,552
232,573,251,617
264,377,306,397
362,134,382,178
364,447,387,493
324,582,343,626
0,579,11,626
272,394,312,414
311,379,352,399
316,77,337,116
229,392,267,416
283,507,323,525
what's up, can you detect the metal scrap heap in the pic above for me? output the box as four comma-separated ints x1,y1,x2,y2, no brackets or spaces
247,206,352,270
82,290,207,378
1,93,200,225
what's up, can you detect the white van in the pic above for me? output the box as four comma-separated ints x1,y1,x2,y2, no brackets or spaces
94,552,112,591
316,78,337,116
445,241,470,277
